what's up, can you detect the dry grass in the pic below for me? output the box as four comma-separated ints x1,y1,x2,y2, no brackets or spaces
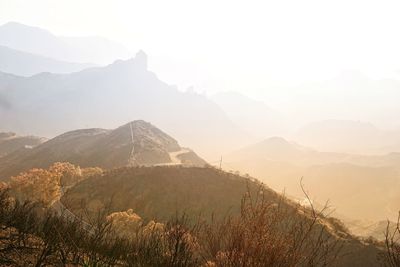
0,183,345,267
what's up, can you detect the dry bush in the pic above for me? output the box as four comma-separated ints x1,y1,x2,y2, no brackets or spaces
383,214,400,266
107,209,165,240
199,184,341,267
0,179,343,267
7,163,102,208
106,209,143,239
50,162,82,187
9,168,61,207
0,188,131,266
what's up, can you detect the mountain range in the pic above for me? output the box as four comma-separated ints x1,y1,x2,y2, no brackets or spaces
0,45,94,76
225,137,400,223
0,50,247,159
0,22,132,65
295,120,400,154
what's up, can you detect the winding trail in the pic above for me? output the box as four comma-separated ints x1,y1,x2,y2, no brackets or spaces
128,122,136,166
154,148,190,166
52,186,93,233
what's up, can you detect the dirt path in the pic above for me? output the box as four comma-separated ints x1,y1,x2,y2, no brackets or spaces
154,148,190,166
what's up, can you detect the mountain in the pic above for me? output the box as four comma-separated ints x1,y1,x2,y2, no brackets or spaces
0,132,45,158
211,91,286,138
0,51,247,159
266,71,400,133
295,120,400,154
225,137,400,222
59,36,133,64
345,219,398,241
0,22,132,64
0,121,206,180
0,45,94,76
61,166,382,267
226,137,349,167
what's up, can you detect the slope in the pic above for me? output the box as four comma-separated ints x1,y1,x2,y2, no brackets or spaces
0,120,206,180
61,166,383,267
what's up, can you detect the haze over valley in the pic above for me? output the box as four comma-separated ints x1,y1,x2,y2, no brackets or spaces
1,1,400,266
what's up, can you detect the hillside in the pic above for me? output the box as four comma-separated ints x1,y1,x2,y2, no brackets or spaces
225,137,400,222
0,50,247,159
61,166,383,266
0,45,94,76
0,132,45,158
62,166,260,221
0,121,206,180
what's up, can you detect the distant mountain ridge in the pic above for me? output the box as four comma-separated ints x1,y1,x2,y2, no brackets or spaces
0,132,45,158
0,45,94,76
295,120,400,154
225,136,400,222
0,22,132,65
211,91,286,138
0,120,206,180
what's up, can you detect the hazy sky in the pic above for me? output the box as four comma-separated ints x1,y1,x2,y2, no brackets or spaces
1,0,400,100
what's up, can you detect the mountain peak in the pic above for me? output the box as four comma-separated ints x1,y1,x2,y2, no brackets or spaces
135,50,147,69
119,119,149,127
2,21,30,28
106,50,148,73
0,21,54,37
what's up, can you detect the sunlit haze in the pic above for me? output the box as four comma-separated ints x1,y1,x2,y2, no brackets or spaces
2,0,400,92
1,2,400,263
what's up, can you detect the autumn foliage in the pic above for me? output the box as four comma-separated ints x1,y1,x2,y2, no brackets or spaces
9,168,61,206
7,162,103,207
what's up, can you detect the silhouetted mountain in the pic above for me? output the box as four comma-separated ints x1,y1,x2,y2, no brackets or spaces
0,45,94,76
0,51,247,159
0,132,45,158
0,121,206,180
0,22,132,64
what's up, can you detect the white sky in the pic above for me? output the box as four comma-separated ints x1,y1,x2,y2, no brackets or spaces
1,0,400,99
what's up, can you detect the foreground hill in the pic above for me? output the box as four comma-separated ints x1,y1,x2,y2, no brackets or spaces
225,137,400,223
61,166,383,266
63,166,262,221
0,121,205,180
0,50,247,159
0,132,45,158
0,45,94,76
